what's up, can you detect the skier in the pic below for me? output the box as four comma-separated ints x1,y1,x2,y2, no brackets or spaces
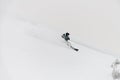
61,32,79,51
111,59,120,80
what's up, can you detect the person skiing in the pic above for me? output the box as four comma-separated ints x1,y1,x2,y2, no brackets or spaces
111,59,120,80
61,32,79,51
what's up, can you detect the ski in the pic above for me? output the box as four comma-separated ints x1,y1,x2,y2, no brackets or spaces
70,45,79,51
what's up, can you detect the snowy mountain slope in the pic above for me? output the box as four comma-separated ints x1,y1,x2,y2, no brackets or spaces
1,16,116,80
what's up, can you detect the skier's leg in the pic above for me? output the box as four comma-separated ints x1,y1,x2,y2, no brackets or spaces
66,41,72,47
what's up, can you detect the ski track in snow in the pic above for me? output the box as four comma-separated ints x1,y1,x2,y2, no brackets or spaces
1,16,116,80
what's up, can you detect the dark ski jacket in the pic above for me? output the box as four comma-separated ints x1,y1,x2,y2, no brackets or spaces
62,33,70,41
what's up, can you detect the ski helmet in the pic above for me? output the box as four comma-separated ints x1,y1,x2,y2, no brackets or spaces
66,32,70,35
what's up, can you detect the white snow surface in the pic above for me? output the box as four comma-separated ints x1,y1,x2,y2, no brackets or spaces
1,16,116,80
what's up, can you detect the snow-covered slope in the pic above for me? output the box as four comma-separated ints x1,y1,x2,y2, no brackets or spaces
1,16,116,80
